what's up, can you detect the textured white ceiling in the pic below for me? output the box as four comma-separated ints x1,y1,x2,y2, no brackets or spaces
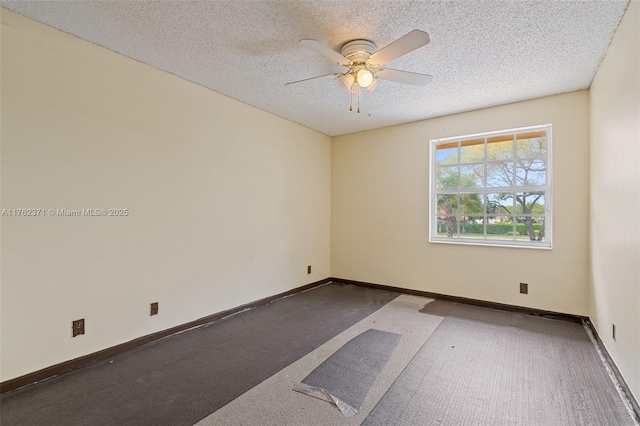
2,1,630,136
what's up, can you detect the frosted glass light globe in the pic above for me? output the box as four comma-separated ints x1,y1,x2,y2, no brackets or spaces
357,69,373,88
337,73,355,93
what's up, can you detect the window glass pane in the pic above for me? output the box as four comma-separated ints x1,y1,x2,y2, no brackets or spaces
435,143,458,167
532,215,547,241
515,191,545,214
515,216,545,241
459,164,483,188
460,216,485,239
436,165,458,189
486,137,513,161
517,133,546,159
436,216,458,238
460,138,484,163
486,162,513,187
486,192,513,217
516,159,546,186
437,194,458,215
486,216,515,240
458,192,484,216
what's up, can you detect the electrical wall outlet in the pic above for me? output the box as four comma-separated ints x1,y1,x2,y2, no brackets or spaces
150,302,159,316
72,319,85,337
519,283,528,294
307,265,311,274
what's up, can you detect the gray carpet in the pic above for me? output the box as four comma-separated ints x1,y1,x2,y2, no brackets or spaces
295,328,401,416
0,283,398,426
363,303,635,426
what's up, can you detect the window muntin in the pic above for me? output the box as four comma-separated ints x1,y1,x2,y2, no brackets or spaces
430,125,552,248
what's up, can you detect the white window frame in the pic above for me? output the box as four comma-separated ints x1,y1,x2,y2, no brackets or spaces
429,124,552,249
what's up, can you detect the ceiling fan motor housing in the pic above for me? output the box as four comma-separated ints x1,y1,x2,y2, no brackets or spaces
340,39,377,63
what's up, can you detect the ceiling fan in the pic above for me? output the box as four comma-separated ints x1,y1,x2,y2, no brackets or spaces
286,30,433,112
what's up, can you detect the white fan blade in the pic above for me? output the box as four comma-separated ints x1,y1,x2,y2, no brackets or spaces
376,68,433,86
299,39,351,65
368,30,430,66
285,74,339,87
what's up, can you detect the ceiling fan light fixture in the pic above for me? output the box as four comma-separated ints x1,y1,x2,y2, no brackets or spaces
356,68,373,88
337,73,355,93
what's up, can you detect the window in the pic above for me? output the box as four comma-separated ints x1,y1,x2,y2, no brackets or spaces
430,124,552,248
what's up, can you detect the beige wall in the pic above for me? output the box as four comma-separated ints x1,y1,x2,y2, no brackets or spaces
332,91,590,316
590,1,639,401
0,10,331,381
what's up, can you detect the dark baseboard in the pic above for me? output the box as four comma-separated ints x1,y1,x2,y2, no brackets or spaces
332,277,587,323
584,319,640,423
332,276,639,420
0,277,332,395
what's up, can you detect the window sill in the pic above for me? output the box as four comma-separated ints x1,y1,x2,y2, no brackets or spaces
429,238,552,250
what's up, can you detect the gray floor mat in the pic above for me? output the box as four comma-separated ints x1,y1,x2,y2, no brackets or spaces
295,328,401,416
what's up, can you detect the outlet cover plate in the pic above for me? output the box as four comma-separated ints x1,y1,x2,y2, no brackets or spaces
72,319,85,337
612,323,616,341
